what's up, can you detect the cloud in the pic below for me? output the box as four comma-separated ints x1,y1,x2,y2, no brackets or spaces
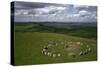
13,2,97,22
14,9,28,16
14,5,66,17
33,6,65,16
79,10,89,16
72,5,97,22
78,10,96,19
73,5,97,13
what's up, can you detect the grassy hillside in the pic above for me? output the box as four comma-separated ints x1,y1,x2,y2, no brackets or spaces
14,22,97,65
15,23,97,39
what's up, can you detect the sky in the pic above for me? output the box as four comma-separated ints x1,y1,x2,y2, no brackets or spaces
12,1,97,22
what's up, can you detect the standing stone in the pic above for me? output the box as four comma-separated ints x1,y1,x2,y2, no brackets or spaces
47,52,51,56
44,52,47,55
41,50,44,54
43,49,46,51
52,54,56,57
79,51,83,56
55,43,58,46
57,53,61,56
88,48,91,52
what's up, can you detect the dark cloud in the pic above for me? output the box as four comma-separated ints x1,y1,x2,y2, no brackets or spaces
14,1,45,9
87,6,97,12
14,1,66,10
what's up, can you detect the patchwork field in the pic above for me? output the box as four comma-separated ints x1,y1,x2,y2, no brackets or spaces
14,22,97,65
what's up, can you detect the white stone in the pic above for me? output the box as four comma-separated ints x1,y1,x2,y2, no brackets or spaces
44,52,47,55
41,50,44,53
55,43,58,46
47,52,51,56
48,52,52,56
41,51,43,53
43,49,46,51
79,51,83,55
57,53,61,56
88,48,91,51
52,54,56,57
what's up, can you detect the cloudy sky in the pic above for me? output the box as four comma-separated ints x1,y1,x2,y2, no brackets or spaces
12,1,97,22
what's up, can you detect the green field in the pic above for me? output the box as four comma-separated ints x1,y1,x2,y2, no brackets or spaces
14,22,97,65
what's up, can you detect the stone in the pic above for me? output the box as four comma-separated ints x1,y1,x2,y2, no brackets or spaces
79,51,83,56
88,48,91,52
47,52,51,56
52,54,56,57
55,43,58,46
44,52,47,55
43,49,46,51
41,50,44,54
57,53,61,56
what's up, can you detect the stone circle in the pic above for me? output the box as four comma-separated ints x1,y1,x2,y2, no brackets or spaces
41,40,92,58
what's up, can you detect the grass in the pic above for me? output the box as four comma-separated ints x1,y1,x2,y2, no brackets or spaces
14,22,97,65
15,23,97,39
